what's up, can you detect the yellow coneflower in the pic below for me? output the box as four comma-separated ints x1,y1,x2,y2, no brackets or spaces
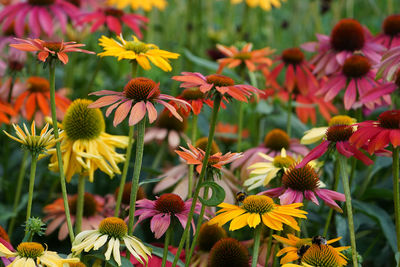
231,0,286,11
98,35,179,71
107,0,167,11
47,99,128,182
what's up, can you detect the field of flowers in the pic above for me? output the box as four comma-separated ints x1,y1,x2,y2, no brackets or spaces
0,0,399,266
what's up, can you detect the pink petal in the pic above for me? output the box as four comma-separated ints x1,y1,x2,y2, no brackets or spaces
146,102,157,123
129,101,146,125
113,100,132,126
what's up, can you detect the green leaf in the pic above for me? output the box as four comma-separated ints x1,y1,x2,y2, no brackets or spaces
146,243,185,267
198,181,226,206
353,200,397,253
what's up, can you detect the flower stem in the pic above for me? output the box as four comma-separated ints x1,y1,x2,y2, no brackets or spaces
252,225,263,267
338,154,358,266
188,115,198,198
171,94,222,267
25,153,38,229
323,160,340,238
114,125,134,217
8,150,28,236
49,63,75,242
286,92,292,137
75,174,85,234
162,227,172,267
264,230,273,267
392,147,400,253
127,118,146,235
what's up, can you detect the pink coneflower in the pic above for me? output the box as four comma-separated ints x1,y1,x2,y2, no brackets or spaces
375,14,400,49
89,77,190,126
317,55,382,110
260,164,346,212
0,0,79,37
302,18,384,76
172,72,264,103
298,124,373,168
231,129,309,180
134,193,201,239
10,38,94,64
0,237,14,266
350,110,400,154
78,7,148,38
43,193,107,240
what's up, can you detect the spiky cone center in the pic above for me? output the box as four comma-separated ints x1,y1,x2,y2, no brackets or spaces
264,129,290,151
68,193,98,217
155,193,185,214
63,99,105,141
123,41,149,54
208,238,250,267
302,244,344,267
383,15,400,36
326,125,354,142
181,88,205,100
104,8,124,18
123,77,160,102
242,195,275,214
198,223,227,251
328,115,354,126
233,52,251,60
282,164,319,192
115,183,146,206
27,77,50,93
330,19,365,51
342,55,371,78
17,242,44,258
28,0,55,5
156,110,187,132
378,110,400,129
273,155,295,168
99,217,127,239
282,48,304,65
206,74,235,87
42,42,62,52
195,137,220,154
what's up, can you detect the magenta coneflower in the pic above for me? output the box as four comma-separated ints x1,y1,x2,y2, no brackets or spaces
302,18,384,76
317,55,381,110
375,14,400,49
260,163,346,212
88,77,191,126
0,0,79,37
78,7,148,38
172,72,263,102
134,193,201,239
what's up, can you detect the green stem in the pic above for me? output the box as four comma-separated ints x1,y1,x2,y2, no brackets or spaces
323,160,340,238
338,155,358,266
114,125,134,217
127,118,146,235
171,95,222,267
49,63,75,242
25,153,38,229
252,225,263,267
162,227,172,267
188,115,198,198
265,230,273,267
8,151,28,236
286,92,292,137
393,147,400,253
75,174,85,234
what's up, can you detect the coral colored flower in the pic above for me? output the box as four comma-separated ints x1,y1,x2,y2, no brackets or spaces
72,217,151,266
350,110,400,154
377,46,400,81
175,143,242,174
0,99,15,125
43,193,107,240
172,72,264,102
89,77,190,126
175,87,216,116
317,55,382,110
260,163,346,212
374,15,400,49
0,0,79,37
209,195,307,231
215,122,249,145
216,43,273,73
302,19,384,76
47,99,129,182
135,193,201,239
273,234,349,265
230,0,286,11
0,242,79,266
10,38,94,64
78,7,148,37
13,76,71,122
98,35,179,71
108,0,167,11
